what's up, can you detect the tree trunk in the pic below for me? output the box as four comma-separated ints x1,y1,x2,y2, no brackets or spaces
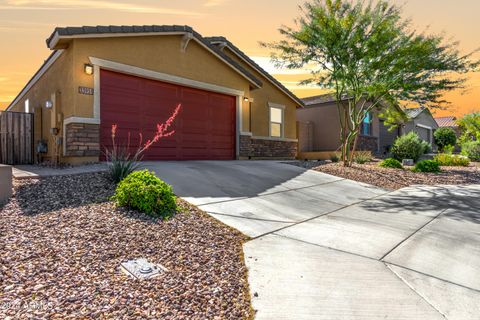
348,127,361,165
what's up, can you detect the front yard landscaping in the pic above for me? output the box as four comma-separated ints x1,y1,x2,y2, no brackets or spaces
0,172,252,319
311,161,480,190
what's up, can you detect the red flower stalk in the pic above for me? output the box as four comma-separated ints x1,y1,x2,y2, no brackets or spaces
139,103,181,153
108,103,182,161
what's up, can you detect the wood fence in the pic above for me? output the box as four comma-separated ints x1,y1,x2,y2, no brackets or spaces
0,111,34,165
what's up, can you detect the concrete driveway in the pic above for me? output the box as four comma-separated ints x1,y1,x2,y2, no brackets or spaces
145,161,480,320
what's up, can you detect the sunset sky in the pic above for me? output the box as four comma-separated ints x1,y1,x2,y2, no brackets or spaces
1,0,479,116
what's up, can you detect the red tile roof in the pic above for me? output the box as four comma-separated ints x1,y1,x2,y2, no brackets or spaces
435,116,458,128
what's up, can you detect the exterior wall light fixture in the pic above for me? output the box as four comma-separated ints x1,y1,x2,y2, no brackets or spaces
84,63,94,75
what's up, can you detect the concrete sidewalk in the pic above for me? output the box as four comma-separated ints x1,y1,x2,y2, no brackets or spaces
13,163,107,179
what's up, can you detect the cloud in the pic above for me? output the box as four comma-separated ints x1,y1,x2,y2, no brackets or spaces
204,0,228,7
2,0,202,15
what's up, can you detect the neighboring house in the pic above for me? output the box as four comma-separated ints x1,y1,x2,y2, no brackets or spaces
6,25,303,164
403,107,439,146
298,95,438,154
435,116,460,136
298,94,400,154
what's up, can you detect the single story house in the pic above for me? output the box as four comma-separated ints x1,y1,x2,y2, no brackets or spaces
403,107,439,146
435,116,460,136
6,25,303,164
297,94,438,154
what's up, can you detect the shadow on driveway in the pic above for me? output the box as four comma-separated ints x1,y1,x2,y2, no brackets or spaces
358,185,480,224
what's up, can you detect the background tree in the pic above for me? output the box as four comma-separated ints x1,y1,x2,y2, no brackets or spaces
264,0,479,166
457,112,480,144
434,127,457,152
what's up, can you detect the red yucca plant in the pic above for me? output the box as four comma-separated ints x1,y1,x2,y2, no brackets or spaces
105,104,181,182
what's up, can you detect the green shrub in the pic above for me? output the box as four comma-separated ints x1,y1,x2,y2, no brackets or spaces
420,140,432,154
461,141,480,161
442,144,455,155
330,153,340,163
413,160,441,173
354,151,372,164
391,132,426,162
379,158,403,169
434,127,457,151
434,153,470,167
113,170,177,218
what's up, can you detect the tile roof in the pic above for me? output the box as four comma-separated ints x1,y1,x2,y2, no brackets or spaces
301,93,339,106
205,36,304,107
435,116,458,127
46,25,262,88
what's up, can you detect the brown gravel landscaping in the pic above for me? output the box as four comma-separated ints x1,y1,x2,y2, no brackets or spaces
0,172,252,319
311,161,480,190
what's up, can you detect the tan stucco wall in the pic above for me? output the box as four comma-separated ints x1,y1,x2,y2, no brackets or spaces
297,101,380,151
71,36,252,119
222,47,299,139
8,50,74,162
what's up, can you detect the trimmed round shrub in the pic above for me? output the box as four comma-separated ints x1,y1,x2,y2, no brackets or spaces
434,153,470,167
379,158,403,169
461,141,480,161
391,132,426,162
113,170,177,218
413,160,441,173
434,127,457,151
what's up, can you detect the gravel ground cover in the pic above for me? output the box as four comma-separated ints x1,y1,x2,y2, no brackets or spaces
287,160,480,190
0,172,252,319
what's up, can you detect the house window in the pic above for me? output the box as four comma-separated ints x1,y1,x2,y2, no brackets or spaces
361,112,372,136
269,104,284,138
24,99,30,113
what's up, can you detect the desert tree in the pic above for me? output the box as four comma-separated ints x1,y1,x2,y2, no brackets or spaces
264,0,479,166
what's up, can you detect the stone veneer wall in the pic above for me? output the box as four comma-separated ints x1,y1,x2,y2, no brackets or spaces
65,123,100,157
240,135,297,159
357,135,378,152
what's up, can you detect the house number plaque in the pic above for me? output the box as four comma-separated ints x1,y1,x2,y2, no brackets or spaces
78,86,94,95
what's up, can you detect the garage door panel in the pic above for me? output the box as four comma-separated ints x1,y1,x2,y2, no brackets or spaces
181,88,210,104
100,70,235,160
144,82,178,100
102,72,143,90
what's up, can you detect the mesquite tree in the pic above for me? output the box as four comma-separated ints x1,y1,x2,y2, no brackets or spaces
264,0,479,166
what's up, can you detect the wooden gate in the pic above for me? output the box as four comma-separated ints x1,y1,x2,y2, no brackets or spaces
297,121,314,152
0,111,34,165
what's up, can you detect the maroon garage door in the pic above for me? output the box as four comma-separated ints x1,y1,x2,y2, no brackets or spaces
100,70,236,160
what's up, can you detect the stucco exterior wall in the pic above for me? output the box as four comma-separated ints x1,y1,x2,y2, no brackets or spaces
222,48,299,139
296,101,380,152
8,50,74,162
72,36,252,119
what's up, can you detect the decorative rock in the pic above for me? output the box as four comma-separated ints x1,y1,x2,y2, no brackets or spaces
0,172,252,319
402,159,414,166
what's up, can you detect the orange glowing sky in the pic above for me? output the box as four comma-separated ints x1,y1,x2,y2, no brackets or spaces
0,0,479,116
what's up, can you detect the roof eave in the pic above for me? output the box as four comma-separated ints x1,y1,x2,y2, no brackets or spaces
209,39,305,107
